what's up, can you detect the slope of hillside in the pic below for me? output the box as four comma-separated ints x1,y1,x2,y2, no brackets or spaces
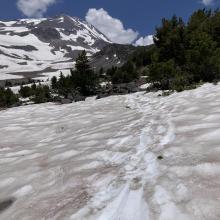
0,15,111,80
0,83,220,219
90,43,136,70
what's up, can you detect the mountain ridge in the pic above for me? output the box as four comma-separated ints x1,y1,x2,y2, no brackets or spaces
0,15,115,80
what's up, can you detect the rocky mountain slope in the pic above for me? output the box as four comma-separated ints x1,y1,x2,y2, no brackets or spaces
0,15,124,80
90,43,136,70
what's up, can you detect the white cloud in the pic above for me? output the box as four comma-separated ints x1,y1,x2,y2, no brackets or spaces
86,8,138,44
17,0,58,18
201,0,215,5
135,35,154,46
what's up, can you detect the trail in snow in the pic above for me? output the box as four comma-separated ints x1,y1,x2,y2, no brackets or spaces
1,84,220,219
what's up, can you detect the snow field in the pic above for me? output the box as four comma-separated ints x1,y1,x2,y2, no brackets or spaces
0,83,220,219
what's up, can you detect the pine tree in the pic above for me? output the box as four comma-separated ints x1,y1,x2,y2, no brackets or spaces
99,67,104,77
19,85,33,98
75,50,90,73
0,87,19,107
70,50,98,95
154,15,187,65
51,76,58,90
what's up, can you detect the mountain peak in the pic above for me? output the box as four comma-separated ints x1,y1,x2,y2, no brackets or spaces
0,14,112,80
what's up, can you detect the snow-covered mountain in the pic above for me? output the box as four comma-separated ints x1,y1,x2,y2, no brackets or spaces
0,15,112,80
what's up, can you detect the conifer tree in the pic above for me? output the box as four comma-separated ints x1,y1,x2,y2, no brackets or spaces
70,50,98,95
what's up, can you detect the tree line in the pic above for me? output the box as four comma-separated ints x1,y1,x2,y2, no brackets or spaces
147,9,220,91
107,9,220,91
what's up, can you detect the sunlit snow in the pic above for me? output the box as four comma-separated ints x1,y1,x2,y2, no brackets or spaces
0,16,111,80
1,83,220,219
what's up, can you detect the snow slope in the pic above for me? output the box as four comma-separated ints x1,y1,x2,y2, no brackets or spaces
1,83,220,219
0,15,111,80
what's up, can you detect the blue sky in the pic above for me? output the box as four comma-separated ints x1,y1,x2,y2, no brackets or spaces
0,0,219,44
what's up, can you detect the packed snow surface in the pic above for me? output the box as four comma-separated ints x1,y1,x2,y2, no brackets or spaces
1,83,220,219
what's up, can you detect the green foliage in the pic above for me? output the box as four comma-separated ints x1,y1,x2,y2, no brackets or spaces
148,60,179,90
99,67,104,77
106,66,118,78
51,76,58,90
19,85,33,98
5,81,12,87
106,47,155,85
187,9,211,33
71,51,98,96
154,15,187,65
18,83,51,104
145,9,220,91
130,46,155,67
31,84,51,104
185,31,218,82
0,87,19,107
112,61,139,84
53,51,99,96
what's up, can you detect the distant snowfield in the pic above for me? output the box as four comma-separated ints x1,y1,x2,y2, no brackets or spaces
1,83,220,219
34,68,72,81
0,72,23,80
0,32,69,78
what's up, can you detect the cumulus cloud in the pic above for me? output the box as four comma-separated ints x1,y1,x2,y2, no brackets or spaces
17,0,58,17
86,8,138,44
201,0,215,5
135,35,154,46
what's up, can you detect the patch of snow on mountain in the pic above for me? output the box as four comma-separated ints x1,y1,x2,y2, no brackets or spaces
0,72,23,80
0,34,64,60
0,15,111,80
0,26,29,33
